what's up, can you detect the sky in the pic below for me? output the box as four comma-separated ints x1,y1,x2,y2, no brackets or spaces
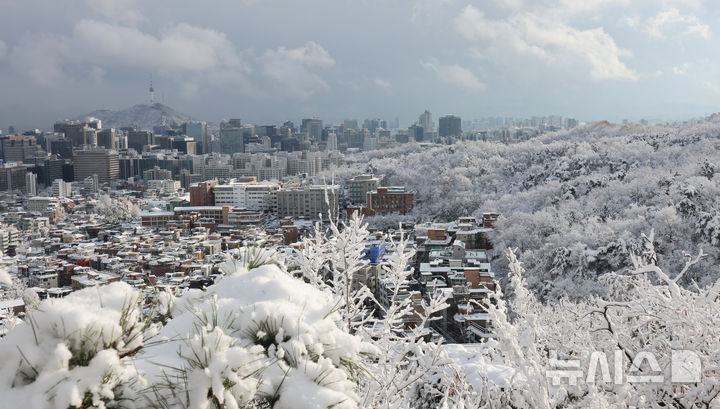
1,0,719,131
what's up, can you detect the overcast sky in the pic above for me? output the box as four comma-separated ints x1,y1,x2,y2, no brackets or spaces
1,0,719,130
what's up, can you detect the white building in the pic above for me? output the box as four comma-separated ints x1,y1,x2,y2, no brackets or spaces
212,180,280,212
276,185,340,219
51,179,72,197
147,179,181,195
25,172,37,196
327,132,338,151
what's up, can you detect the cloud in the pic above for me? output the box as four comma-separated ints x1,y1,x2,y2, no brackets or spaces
641,8,710,39
374,78,391,88
0,40,6,59
8,20,251,88
455,5,637,81
259,41,335,99
421,57,486,91
672,63,689,75
411,0,452,21
73,20,249,73
9,32,68,86
85,0,144,25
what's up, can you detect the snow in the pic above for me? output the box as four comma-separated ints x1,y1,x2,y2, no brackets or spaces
74,103,194,130
0,269,11,286
136,259,374,408
0,282,144,409
444,343,515,389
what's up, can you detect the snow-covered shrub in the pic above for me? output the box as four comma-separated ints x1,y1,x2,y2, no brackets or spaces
0,282,147,408
478,241,720,408
141,259,376,409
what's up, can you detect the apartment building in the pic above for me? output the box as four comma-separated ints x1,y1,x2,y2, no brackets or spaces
347,174,382,205
276,185,340,219
366,186,414,214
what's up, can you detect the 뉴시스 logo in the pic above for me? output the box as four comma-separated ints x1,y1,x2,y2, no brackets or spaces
546,349,701,386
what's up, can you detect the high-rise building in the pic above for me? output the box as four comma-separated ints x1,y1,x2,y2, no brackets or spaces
97,129,118,149
185,122,208,154
363,132,377,151
170,137,197,155
24,172,37,196
0,134,39,163
49,138,74,160
51,179,72,197
57,123,95,147
343,119,359,131
127,131,154,152
439,115,462,137
220,119,244,154
418,110,433,132
0,163,31,192
301,118,322,141
326,132,338,151
408,125,424,142
276,185,340,219
73,149,120,184
40,157,65,186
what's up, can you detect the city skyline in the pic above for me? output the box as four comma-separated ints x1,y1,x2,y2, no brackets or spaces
2,0,720,130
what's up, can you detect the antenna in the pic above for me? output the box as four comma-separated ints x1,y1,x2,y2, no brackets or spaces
149,76,155,104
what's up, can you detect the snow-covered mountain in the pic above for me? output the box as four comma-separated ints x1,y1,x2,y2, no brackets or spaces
73,103,194,130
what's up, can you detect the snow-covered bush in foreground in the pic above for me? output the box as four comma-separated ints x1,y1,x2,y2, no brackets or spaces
477,237,720,408
0,282,146,408
141,254,376,409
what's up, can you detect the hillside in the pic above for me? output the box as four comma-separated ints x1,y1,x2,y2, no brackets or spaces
73,103,194,130
327,117,720,300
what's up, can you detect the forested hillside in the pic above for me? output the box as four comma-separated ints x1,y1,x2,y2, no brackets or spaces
330,118,720,299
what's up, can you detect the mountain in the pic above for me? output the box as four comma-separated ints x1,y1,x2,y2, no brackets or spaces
72,103,194,130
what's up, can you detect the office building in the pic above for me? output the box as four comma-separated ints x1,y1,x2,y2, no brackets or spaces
0,163,31,192
73,149,119,184
185,122,208,154
51,179,72,197
25,172,37,196
189,181,217,206
219,119,244,154
97,129,118,149
127,131,154,152
327,132,338,151
367,187,414,215
1,134,39,163
418,110,433,132
301,118,322,141
276,185,340,219
348,174,382,205
439,115,462,137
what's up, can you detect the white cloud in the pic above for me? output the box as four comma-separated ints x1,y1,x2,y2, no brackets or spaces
420,57,486,91
259,41,335,99
374,78,391,88
411,0,452,21
641,8,709,38
73,20,249,73
85,0,144,25
9,20,251,87
455,5,637,81
672,63,689,75
9,32,68,86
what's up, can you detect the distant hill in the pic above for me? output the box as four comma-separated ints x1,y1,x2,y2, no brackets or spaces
72,103,194,130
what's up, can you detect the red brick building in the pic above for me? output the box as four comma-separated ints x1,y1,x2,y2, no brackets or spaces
189,181,217,206
366,187,414,215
